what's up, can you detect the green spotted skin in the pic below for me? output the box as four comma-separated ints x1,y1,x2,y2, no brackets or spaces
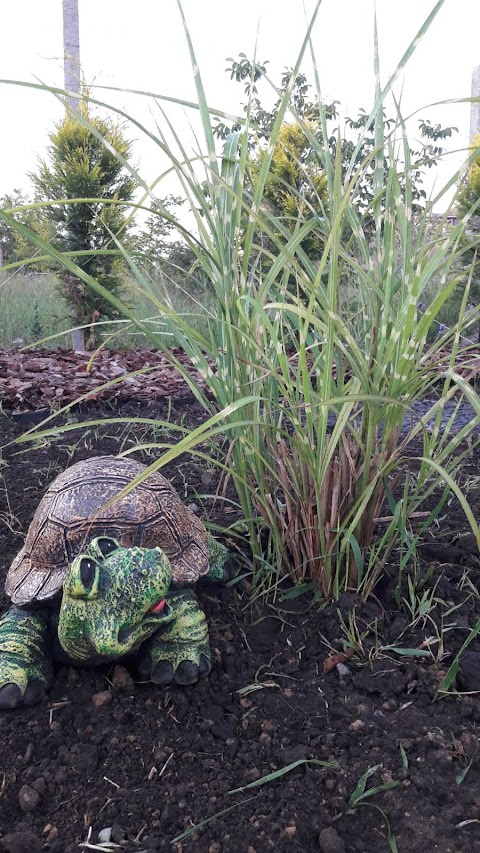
58,540,174,663
0,537,218,708
205,533,229,582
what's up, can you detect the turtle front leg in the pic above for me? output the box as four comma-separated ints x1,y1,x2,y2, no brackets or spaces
0,607,52,709
137,590,211,686
205,533,237,583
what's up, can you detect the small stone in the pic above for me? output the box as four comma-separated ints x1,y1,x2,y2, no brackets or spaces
18,784,41,812
336,663,351,679
23,743,34,763
111,665,135,692
110,825,126,843
318,827,347,853
284,825,297,837
46,827,58,844
92,690,112,707
208,844,221,853
54,768,69,784
244,768,261,783
98,828,112,843
0,832,42,853
348,719,365,732
31,777,47,795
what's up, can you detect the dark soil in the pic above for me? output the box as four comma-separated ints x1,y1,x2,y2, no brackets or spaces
1,384,480,852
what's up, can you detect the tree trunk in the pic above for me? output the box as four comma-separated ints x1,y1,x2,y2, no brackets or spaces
62,0,85,351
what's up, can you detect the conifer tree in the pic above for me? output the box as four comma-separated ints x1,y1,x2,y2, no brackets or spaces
30,104,136,346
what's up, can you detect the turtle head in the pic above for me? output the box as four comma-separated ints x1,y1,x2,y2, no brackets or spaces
58,537,174,663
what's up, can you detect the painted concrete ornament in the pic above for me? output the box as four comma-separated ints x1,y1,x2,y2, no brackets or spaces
0,456,230,708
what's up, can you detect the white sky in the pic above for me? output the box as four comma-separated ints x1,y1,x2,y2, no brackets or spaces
1,0,479,208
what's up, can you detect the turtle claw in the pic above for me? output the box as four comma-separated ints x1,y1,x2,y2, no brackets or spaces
24,678,49,706
151,660,175,685
0,683,23,710
174,660,200,685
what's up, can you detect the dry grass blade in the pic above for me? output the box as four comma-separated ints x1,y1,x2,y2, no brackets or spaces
256,429,403,598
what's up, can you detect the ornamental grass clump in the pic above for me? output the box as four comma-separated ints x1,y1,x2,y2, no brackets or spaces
3,0,480,600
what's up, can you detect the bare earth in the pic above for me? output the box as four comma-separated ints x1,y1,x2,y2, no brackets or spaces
0,350,479,852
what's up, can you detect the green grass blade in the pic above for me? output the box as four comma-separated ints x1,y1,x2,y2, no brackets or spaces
228,759,334,795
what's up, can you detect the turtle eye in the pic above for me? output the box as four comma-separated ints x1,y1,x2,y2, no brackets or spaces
96,537,120,558
80,558,97,590
69,557,100,600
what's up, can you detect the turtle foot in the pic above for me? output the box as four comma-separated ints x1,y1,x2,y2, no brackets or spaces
0,608,52,709
137,642,211,685
137,589,211,687
141,652,211,686
0,678,48,709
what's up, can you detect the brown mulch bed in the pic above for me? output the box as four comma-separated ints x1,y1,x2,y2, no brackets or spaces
0,356,480,852
2,343,480,413
0,348,206,411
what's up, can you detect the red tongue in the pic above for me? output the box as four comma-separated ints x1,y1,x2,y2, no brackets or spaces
149,598,166,614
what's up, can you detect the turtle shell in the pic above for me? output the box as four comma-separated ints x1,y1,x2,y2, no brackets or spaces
6,456,209,606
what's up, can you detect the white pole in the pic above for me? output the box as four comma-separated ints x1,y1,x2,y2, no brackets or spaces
470,65,480,141
63,0,81,113
62,0,84,352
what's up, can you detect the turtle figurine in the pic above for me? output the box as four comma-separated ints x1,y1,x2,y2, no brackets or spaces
0,455,231,709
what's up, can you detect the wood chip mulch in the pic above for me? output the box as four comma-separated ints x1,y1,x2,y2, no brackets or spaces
1,345,480,414
0,348,207,412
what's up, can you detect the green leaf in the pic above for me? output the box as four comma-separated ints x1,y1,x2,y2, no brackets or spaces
455,759,474,785
438,619,480,694
228,759,334,795
348,766,399,807
170,795,259,843
387,647,431,658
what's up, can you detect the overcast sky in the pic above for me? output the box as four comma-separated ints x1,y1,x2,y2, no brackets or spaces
1,0,479,206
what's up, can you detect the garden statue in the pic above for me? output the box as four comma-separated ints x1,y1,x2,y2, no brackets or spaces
0,456,230,708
